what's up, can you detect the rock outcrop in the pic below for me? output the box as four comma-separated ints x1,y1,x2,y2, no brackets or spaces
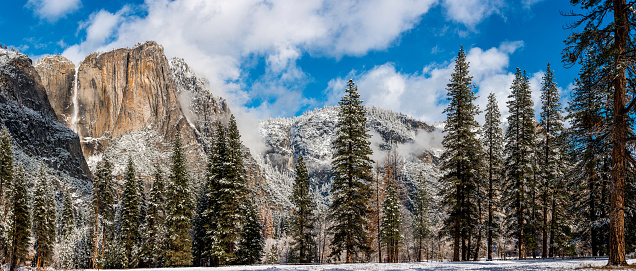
170,57,231,150
0,48,91,184
74,41,191,157
34,55,75,126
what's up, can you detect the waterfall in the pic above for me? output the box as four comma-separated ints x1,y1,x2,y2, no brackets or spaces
70,65,79,133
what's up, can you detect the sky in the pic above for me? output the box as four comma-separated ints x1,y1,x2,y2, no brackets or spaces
1,0,583,126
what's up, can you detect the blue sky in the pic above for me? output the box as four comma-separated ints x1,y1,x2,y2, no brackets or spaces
1,0,582,125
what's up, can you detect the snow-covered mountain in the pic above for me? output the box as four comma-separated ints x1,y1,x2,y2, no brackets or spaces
255,106,444,218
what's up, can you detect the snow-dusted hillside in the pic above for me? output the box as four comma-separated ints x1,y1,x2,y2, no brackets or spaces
256,106,444,214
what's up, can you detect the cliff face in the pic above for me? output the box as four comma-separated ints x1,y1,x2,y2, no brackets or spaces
34,56,75,127
38,42,238,184
74,41,190,156
0,48,91,183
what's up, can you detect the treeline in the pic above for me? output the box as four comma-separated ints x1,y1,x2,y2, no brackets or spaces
0,116,265,269
438,41,636,263
437,0,636,266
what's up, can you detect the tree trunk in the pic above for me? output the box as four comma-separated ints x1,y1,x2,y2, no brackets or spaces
549,197,556,258
453,183,461,261
518,180,524,260
474,188,482,261
589,167,598,257
608,0,628,266
488,154,494,261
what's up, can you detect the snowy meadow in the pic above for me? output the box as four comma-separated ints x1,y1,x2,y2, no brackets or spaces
76,259,636,271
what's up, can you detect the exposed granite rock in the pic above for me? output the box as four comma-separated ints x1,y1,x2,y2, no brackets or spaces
74,41,188,156
35,55,75,126
0,48,91,182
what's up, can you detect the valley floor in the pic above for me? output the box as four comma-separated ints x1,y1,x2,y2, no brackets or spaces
83,258,636,271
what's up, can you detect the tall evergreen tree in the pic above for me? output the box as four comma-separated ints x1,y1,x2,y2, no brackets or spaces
237,200,264,265
567,55,610,257
413,172,430,262
439,46,482,261
165,131,193,266
60,190,75,239
538,63,568,258
221,115,250,264
289,155,317,263
32,162,56,267
563,0,636,265
503,68,536,259
91,158,115,268
204,121,226,266
205,116,251,265
328,79,373,263
9,164,30,271
120,157,141,267
380,157,401,263
145,164,167,267
482,93,503,260
0,125,13,260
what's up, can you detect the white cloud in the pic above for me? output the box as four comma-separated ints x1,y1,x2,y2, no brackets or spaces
441,0,504,29
26,0,81,22
59,0,539,156
325,42,529,125
63,8,129,63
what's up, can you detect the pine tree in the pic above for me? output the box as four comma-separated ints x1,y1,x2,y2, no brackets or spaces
482,93,503,260
328,79,373,263
224,115,250,264
439,46,482,261
120,157,141,267
237,200,264,265
165,130,193,266
32,162,56,267
91,158,115,268
0,125,13,260
566,55,610,257
538,63,568,258
60,190,75,239
9,163,30,271
145,164,167,267
289,155,317,263
380,154,401,263
563,0,635,265
503,68,536,259
205,121,227,266
413,172,430,262
204,116,251,266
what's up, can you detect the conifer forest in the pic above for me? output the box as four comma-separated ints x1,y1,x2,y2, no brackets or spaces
2,0,636,269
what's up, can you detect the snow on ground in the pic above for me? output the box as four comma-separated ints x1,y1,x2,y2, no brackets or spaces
82,259,636,271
